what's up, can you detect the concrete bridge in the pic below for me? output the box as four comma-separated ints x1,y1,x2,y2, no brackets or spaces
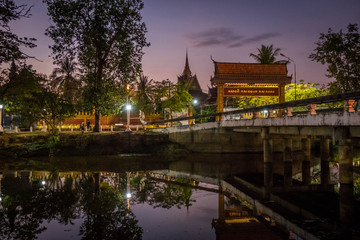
149,90,360,224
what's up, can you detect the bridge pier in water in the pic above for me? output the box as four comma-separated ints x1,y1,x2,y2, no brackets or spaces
261,127,273,188
336,127,355,223
283,137,293,187
320,137,330,187
259,126,356,224
301,137,311,186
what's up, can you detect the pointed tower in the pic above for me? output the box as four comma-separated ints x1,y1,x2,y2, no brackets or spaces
177,51,207,102
182,50,192,77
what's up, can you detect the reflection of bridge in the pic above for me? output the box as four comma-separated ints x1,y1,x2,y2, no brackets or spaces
149,91,360,226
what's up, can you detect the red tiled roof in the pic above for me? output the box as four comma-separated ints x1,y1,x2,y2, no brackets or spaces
213,62,291,84
215,62,287,75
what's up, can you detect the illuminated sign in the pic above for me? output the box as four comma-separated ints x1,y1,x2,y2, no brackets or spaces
223,87,279,97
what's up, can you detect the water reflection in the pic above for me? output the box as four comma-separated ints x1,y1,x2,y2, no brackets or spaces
0,171,143,240
0,155,285,240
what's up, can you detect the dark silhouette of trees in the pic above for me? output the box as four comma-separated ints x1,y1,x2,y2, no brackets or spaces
43,0,150,132
309,23,360,93
0,0,36,65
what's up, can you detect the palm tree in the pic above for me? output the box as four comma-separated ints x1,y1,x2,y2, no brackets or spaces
249,44,281,64
50,57,82,101
134,75,154,116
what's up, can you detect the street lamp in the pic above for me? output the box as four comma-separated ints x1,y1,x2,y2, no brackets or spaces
125,103,132,132
0,104,3,132
280,53,297,100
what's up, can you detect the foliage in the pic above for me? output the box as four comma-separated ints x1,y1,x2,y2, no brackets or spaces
309,23,360,93
80,72,127,116
50,57,82,102
0,0,36,65
134,75,154,115
0,63,75,134
355,177,360,200
36,90,76,139
43,0,150,131
135,79,192,119
79,180,143,240
249,44,281,64
133,173,195,210
0,173,143,240
1,63,44,127
285,80,327,101
162,82,192,113
236,81,328,109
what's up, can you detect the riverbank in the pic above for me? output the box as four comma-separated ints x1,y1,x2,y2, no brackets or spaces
0,131,188,159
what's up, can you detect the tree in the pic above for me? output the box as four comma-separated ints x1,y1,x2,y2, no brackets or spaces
0,0,36,65
2,64,44,128
134,75,154,115
151,80,192,119
309,24,360,93
50,57,82,102
236,81,327,109
249,44,281,64
44,0,150,132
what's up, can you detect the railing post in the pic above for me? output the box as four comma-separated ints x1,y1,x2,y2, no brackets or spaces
310,104,317,115
345,99,355,112
286,107,293,117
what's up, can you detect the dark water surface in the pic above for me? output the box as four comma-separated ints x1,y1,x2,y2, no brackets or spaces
0,154,286,240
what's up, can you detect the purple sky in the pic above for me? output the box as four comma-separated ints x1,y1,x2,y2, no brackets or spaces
10,0,360,92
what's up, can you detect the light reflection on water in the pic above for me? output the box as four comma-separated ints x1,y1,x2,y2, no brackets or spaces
0,154,284,240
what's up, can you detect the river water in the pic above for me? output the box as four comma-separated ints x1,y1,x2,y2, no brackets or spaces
0,154,291,240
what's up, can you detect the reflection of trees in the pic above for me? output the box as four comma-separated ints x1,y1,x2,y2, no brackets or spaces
0,172,142,240
132,173,195,209
0,176,46,240
79,175,143,240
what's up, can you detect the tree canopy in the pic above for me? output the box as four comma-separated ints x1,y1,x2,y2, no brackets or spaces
0,0,36,65
309,23,360,93
249,44,281,64
43,0,149,131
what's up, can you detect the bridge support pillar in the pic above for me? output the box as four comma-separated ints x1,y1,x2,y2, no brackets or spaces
262,128,273,188
301,138,311,186
283,138,293,187
336,127,354,223
218,193,225,220
320,137,330,187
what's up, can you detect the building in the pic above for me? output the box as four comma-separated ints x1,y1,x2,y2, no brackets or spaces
177,51,208,103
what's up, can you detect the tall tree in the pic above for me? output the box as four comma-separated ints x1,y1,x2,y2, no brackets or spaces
134,75,154,115
44,0,149,131
249,44,281,64
50,57,82,102
0,0,36,65
309,23,360,93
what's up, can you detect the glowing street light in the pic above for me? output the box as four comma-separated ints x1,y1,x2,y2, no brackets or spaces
0,104,3,133
125,103,132,132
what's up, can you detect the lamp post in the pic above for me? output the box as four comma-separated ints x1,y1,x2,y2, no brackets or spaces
280,53,297,100
125,101,132,132
0,104,3,133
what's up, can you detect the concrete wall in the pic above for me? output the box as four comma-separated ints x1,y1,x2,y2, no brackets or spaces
169,128,263,153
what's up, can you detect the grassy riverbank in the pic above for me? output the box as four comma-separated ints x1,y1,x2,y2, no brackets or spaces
0,131,188,159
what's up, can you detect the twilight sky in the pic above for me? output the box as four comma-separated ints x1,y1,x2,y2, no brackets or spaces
10,0,360,92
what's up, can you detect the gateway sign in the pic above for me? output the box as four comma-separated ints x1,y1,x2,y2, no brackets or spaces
223,87,279,97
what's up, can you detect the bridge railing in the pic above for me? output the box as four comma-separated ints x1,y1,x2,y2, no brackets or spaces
147,90,360,125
